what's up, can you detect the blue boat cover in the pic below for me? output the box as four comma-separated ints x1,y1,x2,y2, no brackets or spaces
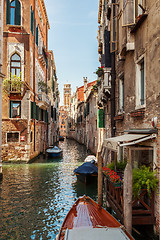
74,162,98,175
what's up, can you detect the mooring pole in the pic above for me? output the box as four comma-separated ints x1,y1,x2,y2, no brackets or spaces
123,148,132,234
97,151,103,206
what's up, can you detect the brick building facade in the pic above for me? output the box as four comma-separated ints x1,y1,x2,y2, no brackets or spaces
2,0,59,162
97,0,160,233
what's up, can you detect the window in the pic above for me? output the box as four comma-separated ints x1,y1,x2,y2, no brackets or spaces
31,6,34,34
10,53,21,77
119,77,124,113
110,3,118,52
7,132,19,142
6,0,21,25
10,101,21,118
136,58,145,107
123,0,146,26
30,132,33,142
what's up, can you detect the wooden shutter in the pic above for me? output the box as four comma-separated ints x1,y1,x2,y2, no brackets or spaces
140,60,145,105
10,101,13,118
104,30,111,68
98,109,104,128
31,101,33,119
6,0,10,24
15,0,21,25
36,26,38,46
122,0,135,26
31,6,33,34
110,3,118,53
51,106,53,118
36,105,39,120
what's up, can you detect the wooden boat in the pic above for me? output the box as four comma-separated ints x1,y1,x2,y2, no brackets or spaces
46,146,63,158
74,162,98,184
57,195,134,240
59,136,64,141
84,155,97,163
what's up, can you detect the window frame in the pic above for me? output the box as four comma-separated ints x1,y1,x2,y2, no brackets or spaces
10,100,21,118
118,76,124,113
136,56,146,109
7,0,21,26
6,131,20,143
10,53,21,77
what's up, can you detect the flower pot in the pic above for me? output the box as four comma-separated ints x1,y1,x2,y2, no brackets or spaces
97,70,103,77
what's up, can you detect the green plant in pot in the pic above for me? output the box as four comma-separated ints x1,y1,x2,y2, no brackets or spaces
3,73,23,94
96,66,104,77
133,166,158,199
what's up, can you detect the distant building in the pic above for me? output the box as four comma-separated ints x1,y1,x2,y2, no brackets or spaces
0,0,5,177
63,84,71,109
59,106,67,137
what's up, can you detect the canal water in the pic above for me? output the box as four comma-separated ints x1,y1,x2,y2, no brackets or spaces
0,139,158,240
0,139,97,240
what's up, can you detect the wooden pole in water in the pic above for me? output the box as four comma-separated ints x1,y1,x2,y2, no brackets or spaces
123,148,132,234
97,151,103,206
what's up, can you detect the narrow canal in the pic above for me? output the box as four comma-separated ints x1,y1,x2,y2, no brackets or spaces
0,139,158,240
0,139,97,240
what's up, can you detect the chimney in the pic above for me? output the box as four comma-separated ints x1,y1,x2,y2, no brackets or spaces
83,77,87,92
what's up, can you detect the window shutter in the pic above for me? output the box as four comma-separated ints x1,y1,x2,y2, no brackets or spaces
45,110,48,123
33,102,36,119
31,6,33,34
86,102,89,116
6,0,10,24
36,26,38,46
97,109,104,128
31,101,33,119
52,77,55,92
104,30,111,67
15,0,21,25
141,61,145,105
53,108,56,122
36,105,39,120
10,101,13,118
51,106,53,118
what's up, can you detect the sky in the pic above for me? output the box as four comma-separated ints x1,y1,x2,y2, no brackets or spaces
45,0,99,105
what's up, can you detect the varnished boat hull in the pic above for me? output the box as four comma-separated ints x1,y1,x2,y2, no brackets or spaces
57,195,134,240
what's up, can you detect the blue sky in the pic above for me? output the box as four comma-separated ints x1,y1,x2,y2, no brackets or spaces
45,0,99,105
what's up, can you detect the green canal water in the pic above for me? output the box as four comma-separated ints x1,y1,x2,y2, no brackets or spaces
0,139,158,240
0,139,97,240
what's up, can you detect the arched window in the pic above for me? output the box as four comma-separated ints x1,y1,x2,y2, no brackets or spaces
10,53,21,77
6,0,21,25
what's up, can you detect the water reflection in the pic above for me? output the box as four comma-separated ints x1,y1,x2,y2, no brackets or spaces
0,139,96,240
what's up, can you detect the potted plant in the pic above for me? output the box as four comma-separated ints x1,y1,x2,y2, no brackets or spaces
133,166,158,199
96,66,104,77
102,167,122,187
3,73,24,95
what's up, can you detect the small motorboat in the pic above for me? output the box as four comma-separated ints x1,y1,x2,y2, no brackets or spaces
59,136,64,141
74,162,98,184
46,146,63,158
84,155,97,163
57,195,134,240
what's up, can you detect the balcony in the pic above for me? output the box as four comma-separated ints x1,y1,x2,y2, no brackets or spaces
105,177,155,225
3,77,24,96
97,68,111,106
38,46,48,66
38,92,50,109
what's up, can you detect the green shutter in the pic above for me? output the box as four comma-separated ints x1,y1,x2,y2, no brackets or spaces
97,109,104,128
15,0,21,25
6,0,10,24
10,101,13,118
31,101,33,119
36,105,39,120
31,6,33,34
36,26,38,45
33,102,36,119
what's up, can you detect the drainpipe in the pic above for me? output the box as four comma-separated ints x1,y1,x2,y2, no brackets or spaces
33,0,36,152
